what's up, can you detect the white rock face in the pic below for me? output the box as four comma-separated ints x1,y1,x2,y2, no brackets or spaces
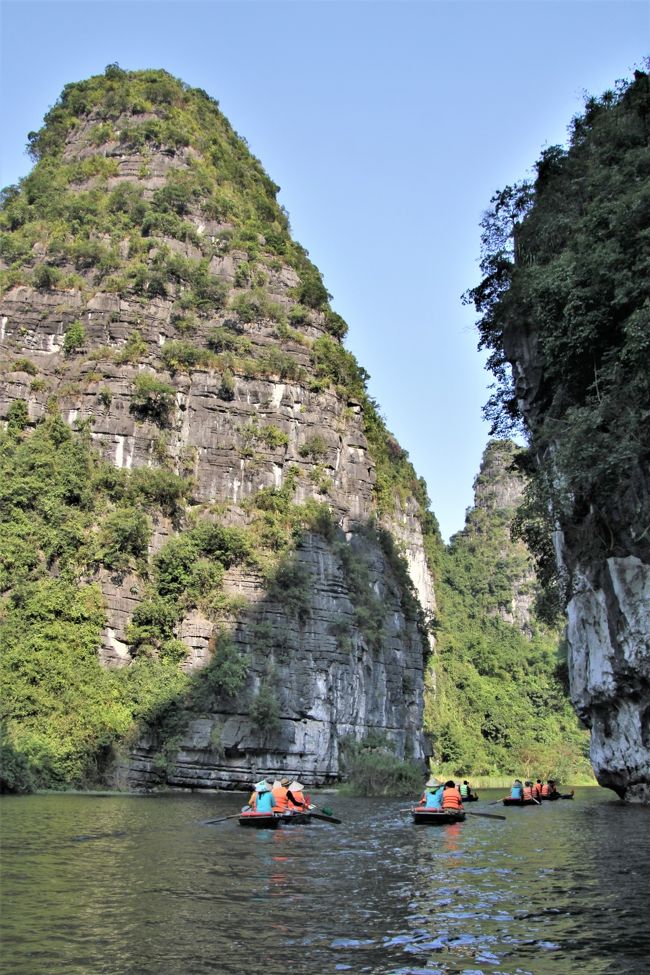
567,556,650,803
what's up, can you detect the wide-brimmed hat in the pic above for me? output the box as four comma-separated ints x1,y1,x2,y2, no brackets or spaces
425,777,441,788
288,781,304,791
255,779,270,792
280,777,291,787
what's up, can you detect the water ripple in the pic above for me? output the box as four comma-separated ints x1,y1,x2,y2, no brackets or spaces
1,789,650,974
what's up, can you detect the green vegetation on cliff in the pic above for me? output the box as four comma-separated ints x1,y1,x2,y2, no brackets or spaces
0,65,425,520
425,441,591,780
467,69,650,610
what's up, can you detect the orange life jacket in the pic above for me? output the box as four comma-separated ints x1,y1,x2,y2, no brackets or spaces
287,789,306,810
522,785,533,800
533,782,542,798
541,783,550,797
441,786,463,810
272,785,290,812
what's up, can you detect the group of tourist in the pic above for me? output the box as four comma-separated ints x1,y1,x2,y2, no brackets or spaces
418,776,468,810
418,775,561,809
509,778,559,800
243,776,310,814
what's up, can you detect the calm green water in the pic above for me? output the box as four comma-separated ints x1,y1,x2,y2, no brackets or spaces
1,788,648,975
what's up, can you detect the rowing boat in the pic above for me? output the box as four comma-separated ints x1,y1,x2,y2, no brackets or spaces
461,794,479,802
238,811,281,829
543,791,575,801
280,810,312,825
502,796,538,806
411,807,466,825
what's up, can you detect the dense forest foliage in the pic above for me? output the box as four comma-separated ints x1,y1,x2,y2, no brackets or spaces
425,441,591,781
466,69,650,613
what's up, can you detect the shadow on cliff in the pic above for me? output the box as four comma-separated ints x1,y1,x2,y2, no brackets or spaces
114,514,430,791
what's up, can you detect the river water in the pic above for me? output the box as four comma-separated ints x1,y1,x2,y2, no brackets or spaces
1,788,648,975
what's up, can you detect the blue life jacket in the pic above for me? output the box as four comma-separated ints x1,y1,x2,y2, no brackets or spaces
510,784,523,799
256,790,275,813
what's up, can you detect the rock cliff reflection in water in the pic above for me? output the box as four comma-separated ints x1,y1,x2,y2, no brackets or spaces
1,789,649,975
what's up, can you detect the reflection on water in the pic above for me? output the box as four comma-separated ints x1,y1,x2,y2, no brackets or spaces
1,789,649,974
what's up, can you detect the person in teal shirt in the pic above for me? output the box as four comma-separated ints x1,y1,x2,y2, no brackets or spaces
253,781,276,813
421,776,444,809
510,779,523,799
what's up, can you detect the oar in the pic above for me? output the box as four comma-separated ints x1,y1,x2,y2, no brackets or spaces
202,813,242,825
310,810,342,824
467,811,506,821
308,803,342,824
488,796,510,805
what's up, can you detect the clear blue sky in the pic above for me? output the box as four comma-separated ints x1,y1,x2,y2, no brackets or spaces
1,1,646,540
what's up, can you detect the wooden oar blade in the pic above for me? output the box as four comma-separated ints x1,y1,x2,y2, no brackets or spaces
467,811,506,821
202,813,241,825
310,811,342,824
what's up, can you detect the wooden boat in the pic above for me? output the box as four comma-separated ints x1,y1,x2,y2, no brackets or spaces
411,806,466,825
462,793,479,802
280,810,312,825
502,796,539,806
543,790,575,801
238,811,281,829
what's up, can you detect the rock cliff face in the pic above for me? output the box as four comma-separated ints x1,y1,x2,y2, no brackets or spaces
505,324,650,803
0,69,435,788
470,440,536,632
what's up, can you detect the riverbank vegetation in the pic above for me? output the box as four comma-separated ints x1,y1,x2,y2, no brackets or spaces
424,441,592,782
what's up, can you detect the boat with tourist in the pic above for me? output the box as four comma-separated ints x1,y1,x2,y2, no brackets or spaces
411,806,466,825
238,810,282,829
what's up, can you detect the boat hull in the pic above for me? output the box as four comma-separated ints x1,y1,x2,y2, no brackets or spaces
502,797,538,806
280,811,312,824
461,794,479,802
411,807,466,825
238,812,281,829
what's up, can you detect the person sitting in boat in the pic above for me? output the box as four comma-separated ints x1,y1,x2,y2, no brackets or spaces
510,779,524,799
421,777,444,809
547,779,559,798
459,780,474,800
287,780,309,810
271,777,291,812
532,779,543,800
441,780,464,810
250,780,276,813
522,781,534,801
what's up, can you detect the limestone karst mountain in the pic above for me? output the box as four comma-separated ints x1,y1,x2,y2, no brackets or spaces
468,70,650,802
0,67,438,790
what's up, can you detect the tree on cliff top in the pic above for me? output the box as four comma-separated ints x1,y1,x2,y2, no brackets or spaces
466,68,650,612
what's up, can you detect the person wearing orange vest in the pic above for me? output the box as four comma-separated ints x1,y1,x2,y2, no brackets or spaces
547,779,559,798
532,779,543,800
522,781,534,801
271,776,291,812
287,780,308,810
441,780,464,810
541,781,552,798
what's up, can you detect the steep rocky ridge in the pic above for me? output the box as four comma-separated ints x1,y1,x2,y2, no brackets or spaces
0,68,436,789
505,320,650,802
471,72,650,801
